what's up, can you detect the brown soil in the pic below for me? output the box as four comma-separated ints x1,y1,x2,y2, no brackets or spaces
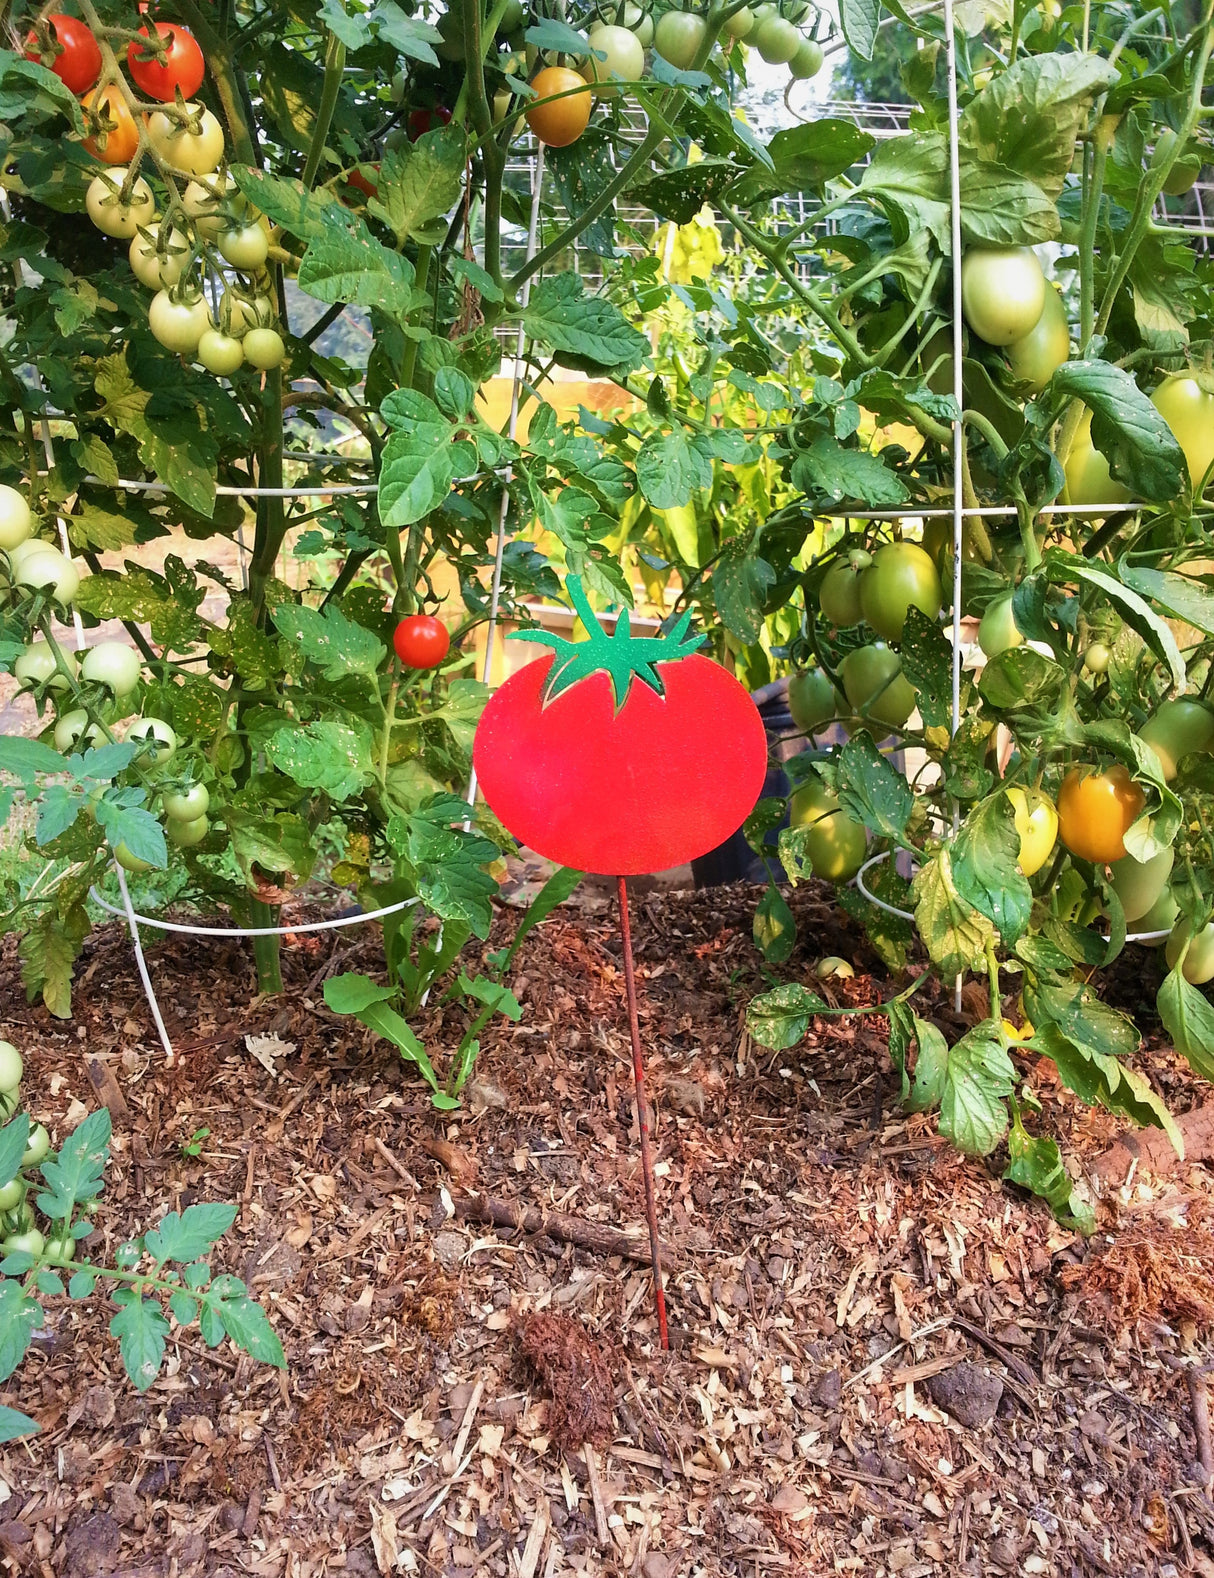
0,878,1212,1577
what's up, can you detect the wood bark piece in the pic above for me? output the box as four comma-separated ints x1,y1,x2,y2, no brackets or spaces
1092,1097,1214,1184
450,1191,680,1268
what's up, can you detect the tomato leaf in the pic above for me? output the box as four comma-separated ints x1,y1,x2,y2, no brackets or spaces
35,1107,109,1223
958,53,1119,199
0,1405,38,1443
951,793,1032,947
226,810,315,887
204,1276,286,1369
548,134,623,254
1117,562,1214,640
0,1117,29,1191
753,883,796,964
746,982,827,1050
937,1022,1015,1157
712,537,776,645
898,606,954,730
636,428,713,509
520,275,650,374
1003,1108,1094,1232
1157,964,1214,1084
0,1281,41,1384
838,0,880,60
1049,360,1186,501
912,848,999,979
978,645,1066,712
369,129,466,246
298,229,420,323
790,437,911,509
272,602,386,681
835,732,913,841
231,166,348,243
144,1203,239,1267
109,1291,170,1391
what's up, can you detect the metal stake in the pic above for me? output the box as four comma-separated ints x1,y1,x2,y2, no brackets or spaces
616,874,669,1350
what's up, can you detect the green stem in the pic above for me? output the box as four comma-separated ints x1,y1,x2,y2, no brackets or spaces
301,27,347,191
1093,6,1214,339
961,410,1010,460
720,202,870,369
379,667,400,786
248,369,286,617
399,245,433,392
250,900,283,995
171,0,258,165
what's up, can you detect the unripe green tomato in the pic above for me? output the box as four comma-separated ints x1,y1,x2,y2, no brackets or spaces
787,669,841,734
1139,699,1214,781
243,328,286,371
182,173,237,239
129,222,188,290
43,1236,76,1266
168,813,208,848
163,783,210,821
15,547,79,603
0,485,33,551
1135,886,1179,944
978,594,1023,659
1109,846,1174,922
788,35,824,77
22,1124,49,1166
1062,413,1130,508
582,23,646,89
14,642,66,691
789,781,867,882
197,329,245,376
1006,786,1057,876
859,542,943,642
653,10,706,67
960,247,1047,346
81,641,141,694
149,289,212,356
1084,642,1111,674
818,556,866,626
2,1230,44,1258
839,644,915,729
0,1042,22,1094
127,716,177,765
114,842,155,873
723,6,755,37
1004,284,1069,395
753,14,800,62
217,221,269,271
0,1181,23,1212
1166,919,1214,984
1151,377,1214,496
54,709,104,754
1154,130,1203,196
85,168,156,239
0,1091,19,1122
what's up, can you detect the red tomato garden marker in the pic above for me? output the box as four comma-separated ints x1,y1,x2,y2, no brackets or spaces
474,577,768,1348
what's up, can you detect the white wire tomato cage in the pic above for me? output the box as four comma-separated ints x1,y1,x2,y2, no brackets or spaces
11,26,1183,1059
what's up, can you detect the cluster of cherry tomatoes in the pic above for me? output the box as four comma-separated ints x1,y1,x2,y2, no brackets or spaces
26,12,285,377
957,245,1214,503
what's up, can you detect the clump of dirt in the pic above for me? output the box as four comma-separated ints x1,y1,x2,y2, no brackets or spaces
1061,1210,1214,1336
517,1311,614,1449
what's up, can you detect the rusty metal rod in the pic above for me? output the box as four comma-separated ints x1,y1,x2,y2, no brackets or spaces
616,875,669,1349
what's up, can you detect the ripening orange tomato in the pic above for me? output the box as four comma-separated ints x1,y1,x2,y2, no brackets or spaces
525,67,592,147
1056,763,1144,864
82,83,140,163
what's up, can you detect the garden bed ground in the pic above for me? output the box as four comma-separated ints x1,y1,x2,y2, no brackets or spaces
1,877,1213,1578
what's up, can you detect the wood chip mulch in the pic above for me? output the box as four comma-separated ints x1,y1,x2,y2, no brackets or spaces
1,877,1213,1578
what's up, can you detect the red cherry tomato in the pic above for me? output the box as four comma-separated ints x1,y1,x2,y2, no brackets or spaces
472,583,768,875
127,23,206,102
393,614,450,669
407,105,452,141
25,14,101,94
346,165,379,198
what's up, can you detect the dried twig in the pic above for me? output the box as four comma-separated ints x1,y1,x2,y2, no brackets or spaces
448,1191,680,1267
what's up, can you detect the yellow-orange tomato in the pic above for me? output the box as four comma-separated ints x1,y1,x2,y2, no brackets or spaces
82,83,140,163
1056,764,1144,864
525,67,592,147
